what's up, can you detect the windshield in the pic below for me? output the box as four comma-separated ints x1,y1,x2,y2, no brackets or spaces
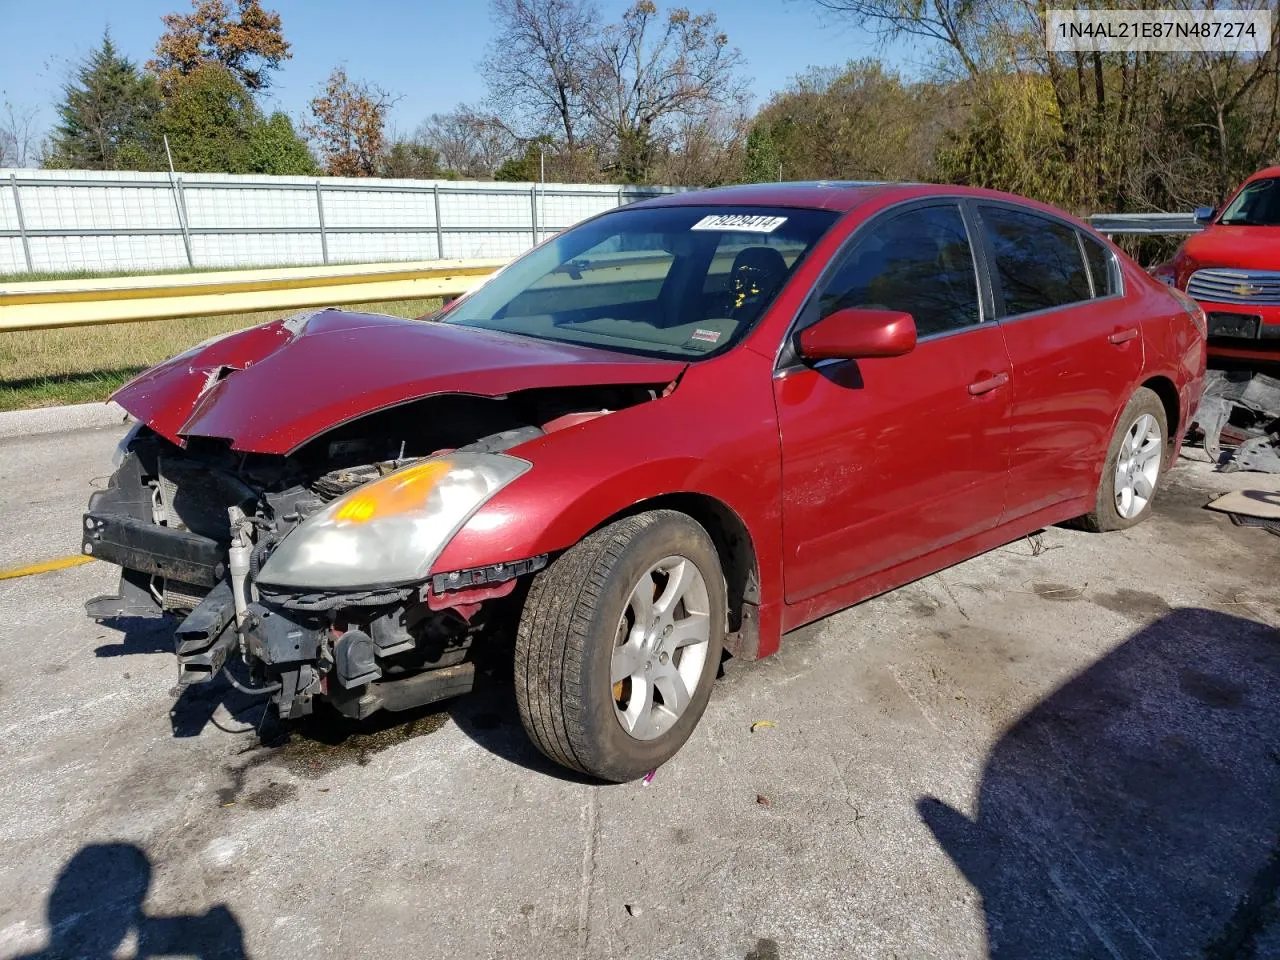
442,205,839,359
1218,177,1280,226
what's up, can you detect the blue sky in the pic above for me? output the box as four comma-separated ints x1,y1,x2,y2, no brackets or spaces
0,0,927,140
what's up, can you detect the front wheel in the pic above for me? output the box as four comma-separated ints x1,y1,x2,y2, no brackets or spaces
514,510,726,782
1078,387,1168,532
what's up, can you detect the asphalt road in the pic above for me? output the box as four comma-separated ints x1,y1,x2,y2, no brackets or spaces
2,422,1279,960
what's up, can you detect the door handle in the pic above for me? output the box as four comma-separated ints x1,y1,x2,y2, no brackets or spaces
968,371,1009,396
1108,327,1139,344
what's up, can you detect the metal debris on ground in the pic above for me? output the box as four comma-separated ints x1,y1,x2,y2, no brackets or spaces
1205,489,1280,519
640,769,656,786
1228,436,1280,474
1189,370,1280,472
1205,489,1280,535
1229,514,1280,537
750,720,776,733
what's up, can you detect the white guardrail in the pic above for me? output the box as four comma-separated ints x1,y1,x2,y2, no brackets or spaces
1087,212,1203,235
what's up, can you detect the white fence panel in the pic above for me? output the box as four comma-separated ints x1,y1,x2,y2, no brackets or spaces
0,169,678,275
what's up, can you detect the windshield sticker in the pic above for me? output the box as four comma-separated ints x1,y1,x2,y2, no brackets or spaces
691,214,788,233
690,328,723,344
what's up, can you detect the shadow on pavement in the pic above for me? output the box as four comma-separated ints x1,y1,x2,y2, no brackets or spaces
11,842,246,959
93,616,174,658
93,616,268,738
919,607,1280,958
169,673,269,739
448,678,600,784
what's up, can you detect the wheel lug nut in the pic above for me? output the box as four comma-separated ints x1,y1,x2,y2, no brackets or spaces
659,652,669,665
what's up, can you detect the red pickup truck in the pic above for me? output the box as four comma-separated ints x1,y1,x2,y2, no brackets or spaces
1152,166,1280,364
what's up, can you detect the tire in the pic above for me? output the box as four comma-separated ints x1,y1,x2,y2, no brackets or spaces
514,510,726,782
1077,387,1168,532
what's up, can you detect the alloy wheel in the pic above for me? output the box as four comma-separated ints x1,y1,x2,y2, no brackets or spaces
610,555,712,741
1114,412,1162,519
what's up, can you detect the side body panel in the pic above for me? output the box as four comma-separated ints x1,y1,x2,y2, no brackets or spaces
1126,263,1208,458
968,204,1146,521
773,328,1012,603
995,296,1144,519
778,496,1092,633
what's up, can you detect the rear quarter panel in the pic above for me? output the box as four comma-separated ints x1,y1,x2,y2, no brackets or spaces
1124,260,1207,456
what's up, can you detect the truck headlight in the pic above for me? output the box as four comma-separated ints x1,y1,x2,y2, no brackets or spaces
257,453,530,590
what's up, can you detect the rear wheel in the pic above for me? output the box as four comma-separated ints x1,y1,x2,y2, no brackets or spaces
1078,387,1168,532
514,510,726,782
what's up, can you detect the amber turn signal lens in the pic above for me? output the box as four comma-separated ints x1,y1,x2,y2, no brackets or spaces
332,459,454,523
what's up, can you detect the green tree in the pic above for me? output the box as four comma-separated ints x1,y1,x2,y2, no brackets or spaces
246,112,318,174
936,73,1080,209
45,32,162,170
378,137,441,179
748,61,947,185
741,123,779,183
154,62,260,172
494,138,550,181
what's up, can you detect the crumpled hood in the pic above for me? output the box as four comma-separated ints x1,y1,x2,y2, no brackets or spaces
113,308,686,454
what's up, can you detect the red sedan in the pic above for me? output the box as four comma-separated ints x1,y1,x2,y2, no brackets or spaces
85,182,1206,781
1152,165,1280,364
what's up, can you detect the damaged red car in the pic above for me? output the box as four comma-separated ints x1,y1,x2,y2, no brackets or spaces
84,182,1206,781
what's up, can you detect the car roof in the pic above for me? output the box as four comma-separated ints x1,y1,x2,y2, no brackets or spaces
1245,165,1280,183
633,180,898,213
632,181,1094,226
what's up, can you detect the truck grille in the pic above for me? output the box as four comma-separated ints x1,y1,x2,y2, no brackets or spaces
1187,268,1280,305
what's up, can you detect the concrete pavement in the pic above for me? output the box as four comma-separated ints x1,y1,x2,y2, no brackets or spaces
1,423,1278,959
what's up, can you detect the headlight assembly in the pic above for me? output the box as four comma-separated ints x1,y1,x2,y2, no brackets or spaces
256,453,530,590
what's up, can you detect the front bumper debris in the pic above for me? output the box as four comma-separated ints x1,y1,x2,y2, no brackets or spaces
83,512,225,586
83,434,549,725
1190,369,1280,471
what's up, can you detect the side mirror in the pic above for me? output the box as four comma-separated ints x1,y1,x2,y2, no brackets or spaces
1194,206,1216,224
798,308,917,362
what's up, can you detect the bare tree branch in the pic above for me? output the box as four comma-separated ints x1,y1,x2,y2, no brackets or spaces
482,0,598,150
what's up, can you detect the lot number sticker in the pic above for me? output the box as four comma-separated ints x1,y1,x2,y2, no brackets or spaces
691,214,788,233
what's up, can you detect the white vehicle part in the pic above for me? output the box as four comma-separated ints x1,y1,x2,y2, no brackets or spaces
227,506,255,657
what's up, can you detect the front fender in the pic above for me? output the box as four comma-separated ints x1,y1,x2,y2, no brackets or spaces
435,453,750,570
429,347,787,654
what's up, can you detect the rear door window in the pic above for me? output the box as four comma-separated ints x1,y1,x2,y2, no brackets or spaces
817,204,981,338
979,205,1092,315
1081,234,1117,297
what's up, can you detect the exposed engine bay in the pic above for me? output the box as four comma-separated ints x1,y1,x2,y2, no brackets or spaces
83,385,653,720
